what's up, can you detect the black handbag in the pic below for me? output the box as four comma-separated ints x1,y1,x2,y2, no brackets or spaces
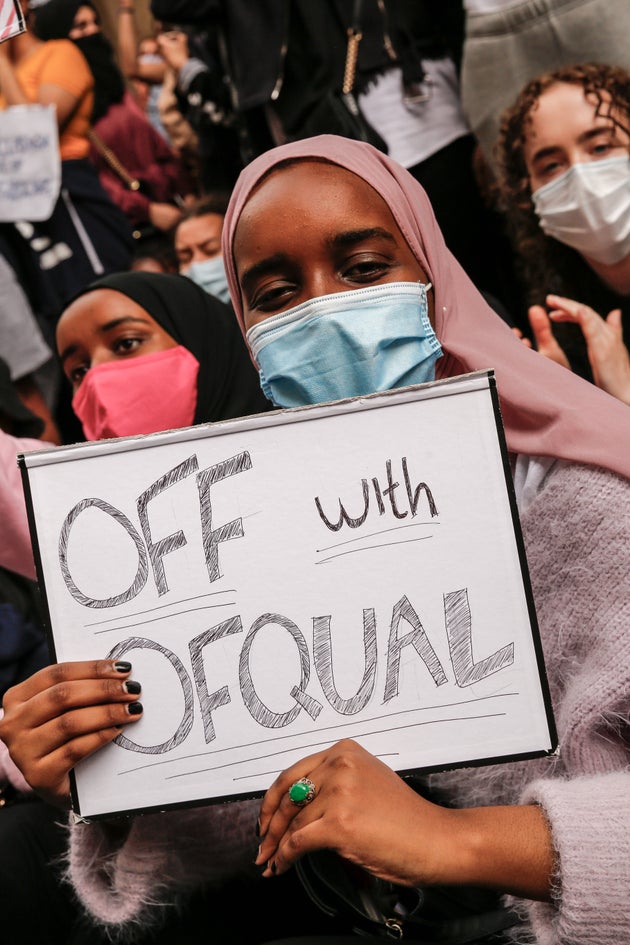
296,851,519,944
292,0,388,154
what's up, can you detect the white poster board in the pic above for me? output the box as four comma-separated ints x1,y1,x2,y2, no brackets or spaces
0,105,60,221
20,372,555,820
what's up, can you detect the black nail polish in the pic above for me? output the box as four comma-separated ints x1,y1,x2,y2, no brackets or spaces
114,661,132,673
124,680,141,695
127,701,143,715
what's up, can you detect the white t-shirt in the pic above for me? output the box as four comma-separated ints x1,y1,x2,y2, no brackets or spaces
358,57,469,169
463,0,525,12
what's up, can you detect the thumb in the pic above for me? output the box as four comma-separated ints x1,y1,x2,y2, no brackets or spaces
528,305,555,349
605,309,623,338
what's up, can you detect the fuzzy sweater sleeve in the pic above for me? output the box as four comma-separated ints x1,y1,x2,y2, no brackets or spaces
522,771,630,945
67,797,259,929
516,464,630,945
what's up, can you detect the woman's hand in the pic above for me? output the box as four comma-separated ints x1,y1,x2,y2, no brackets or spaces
526,305,571,369
256,739,554,901
546,294,630,404
257,739,466,888
156,31,190,74
0,660,142,809
148,201,183,231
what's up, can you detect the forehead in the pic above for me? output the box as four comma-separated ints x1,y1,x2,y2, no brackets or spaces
56,289,153,343
176,213,224,245
74,4,97,20
525,82,611,144
234,161,404,259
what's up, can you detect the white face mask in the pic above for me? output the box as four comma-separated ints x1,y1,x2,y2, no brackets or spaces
531,155,630,265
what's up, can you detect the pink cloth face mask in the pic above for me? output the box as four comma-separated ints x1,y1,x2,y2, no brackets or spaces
72,346,199,440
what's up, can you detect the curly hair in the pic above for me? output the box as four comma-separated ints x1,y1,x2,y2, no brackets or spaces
496,62,630,304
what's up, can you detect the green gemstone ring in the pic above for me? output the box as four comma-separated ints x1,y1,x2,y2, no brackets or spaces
288,777,316,807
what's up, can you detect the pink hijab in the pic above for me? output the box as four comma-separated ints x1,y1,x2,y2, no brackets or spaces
223,135,630,480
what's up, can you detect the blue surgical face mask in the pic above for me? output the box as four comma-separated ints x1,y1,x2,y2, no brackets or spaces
246,281,441,407
182,256,231,304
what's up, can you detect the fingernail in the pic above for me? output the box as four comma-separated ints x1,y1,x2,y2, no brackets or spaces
115,661,132,673
127,701,143,715
124,680,141,695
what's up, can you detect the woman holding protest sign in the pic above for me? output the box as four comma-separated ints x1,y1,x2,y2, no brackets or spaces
2,138,630,945
0,271,270,944
219,136,630,944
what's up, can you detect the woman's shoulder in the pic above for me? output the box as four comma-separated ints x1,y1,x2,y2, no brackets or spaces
39,40,92,78
541,461,629,507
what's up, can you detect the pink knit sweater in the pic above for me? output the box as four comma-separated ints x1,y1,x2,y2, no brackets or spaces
63,462,630,942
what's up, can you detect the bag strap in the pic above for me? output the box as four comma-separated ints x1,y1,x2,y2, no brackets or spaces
88,129,141,192
342,0,363,95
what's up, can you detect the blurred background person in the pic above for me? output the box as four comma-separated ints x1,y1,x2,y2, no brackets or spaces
460,0,630,168
498,62,630,404
0,0,132,337
175,192,230,301
32,0,198,242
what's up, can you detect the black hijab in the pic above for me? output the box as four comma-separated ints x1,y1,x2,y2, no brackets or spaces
33,0,125,122
71,272,271,423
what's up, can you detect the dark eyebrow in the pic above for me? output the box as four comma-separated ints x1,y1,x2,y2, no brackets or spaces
59,316,152,365
579,124,617,144
326,227,397,249
239,252,288,293
531,144,561,164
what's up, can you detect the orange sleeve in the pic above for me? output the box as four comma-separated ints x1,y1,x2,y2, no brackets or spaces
38,40,93,101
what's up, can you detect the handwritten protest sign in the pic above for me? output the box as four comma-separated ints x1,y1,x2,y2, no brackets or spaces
0,0,25,43
0,105,60,221
20,372,555,820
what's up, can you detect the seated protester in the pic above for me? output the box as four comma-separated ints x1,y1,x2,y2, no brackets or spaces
497,62,630,404
33,0,198,238
175,193,231,302
1,138,628,945
0,272,270,945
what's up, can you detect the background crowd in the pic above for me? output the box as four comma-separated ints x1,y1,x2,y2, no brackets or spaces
0,1,629,944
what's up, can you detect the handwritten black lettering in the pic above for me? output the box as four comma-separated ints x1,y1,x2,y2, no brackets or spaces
315,457,438,533
59,498,148,608
137,455,199,596
196,452,252,582
402,457,438,517
444,589,514,687
315,479,370,532
383,594,448,702
108,636,194,753
313,608,377,714
239,613,323,727
189,615,243,742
